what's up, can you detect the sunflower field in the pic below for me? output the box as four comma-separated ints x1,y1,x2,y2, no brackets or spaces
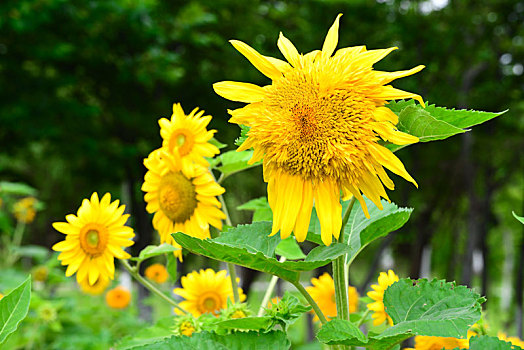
1,1,523,349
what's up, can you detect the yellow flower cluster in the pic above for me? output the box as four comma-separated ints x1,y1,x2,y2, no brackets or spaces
141,103,226,261
13,197,37,223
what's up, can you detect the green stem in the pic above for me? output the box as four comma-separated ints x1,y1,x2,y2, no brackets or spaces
257,257,286,316
291,279,327,324
121,259,187,314
216,192,240,304
333,197,356,322
357,308,371,327
7,220,26,266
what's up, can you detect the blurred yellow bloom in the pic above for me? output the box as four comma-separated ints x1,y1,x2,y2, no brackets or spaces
79,275,111,295
214,14,422,246
404,335,469,349
52,193,135,285
142,150,225,262
498,332,524,347
158,103,219,168
179,321,196,337
13,197,37,223
145,263,169,283
106,286,131,309
0,293,3,300
367,269,399,326
306,272,359,321
173,269,246,317
32,266,49,282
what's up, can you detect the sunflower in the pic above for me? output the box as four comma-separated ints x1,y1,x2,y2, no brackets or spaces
106,286,131,309
213,14,423,245
367,269,399,326
498,332,524,347
13,197,37,223
79,275,111,295
145,263,169,283
306,272,359,321
158,103,220,167
142,149,226,261
173,269,246,317
52,193,135,285
404,335,470,350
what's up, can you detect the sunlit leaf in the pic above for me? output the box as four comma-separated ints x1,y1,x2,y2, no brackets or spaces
130,244,178,262
0,276,31,345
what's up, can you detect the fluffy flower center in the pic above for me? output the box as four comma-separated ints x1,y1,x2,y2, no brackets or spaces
198,292,221,314
158,171,197,223
264,70,376,181
169,129,194,157
79,223,108,257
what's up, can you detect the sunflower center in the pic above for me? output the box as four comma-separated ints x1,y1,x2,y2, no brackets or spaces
264,70,377,181
198,292,221,314
79,223,108,257
158,171,197,223
169,129,194,157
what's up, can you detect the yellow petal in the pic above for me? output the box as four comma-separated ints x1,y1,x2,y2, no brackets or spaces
370,143,418,187
279,174,303,239
263,55,292,72
313,180,341,245
373,85,425,107
372,122,419,145
213,81,266,103
373,107,399,124
322,14,342,59
373,65,425,84
230,40,282,80
293,180,314,242
277,32,301,68
353,47,398,67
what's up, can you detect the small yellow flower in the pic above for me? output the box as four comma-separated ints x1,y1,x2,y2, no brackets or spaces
173,314,200,337
179,321,196,337
142,150,225,262
158,103,220,168
52,193,135,285
404,335,469,349
498,332,524,347
106,286,131,309
231,310,247,319
173,269,246,317
0,293,3,300
306,272,359,321
79,275,111,295
33,266,49,282
145,263,169,283
214,14,423,246
367,269,399,326
13,197,37,223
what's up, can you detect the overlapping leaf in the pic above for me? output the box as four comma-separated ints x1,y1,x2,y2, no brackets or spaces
130,244,178,262
173,222,350,282
0,276,32,344
465,336,523,350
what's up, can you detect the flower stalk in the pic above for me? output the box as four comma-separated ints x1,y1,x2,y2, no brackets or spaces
291,279,327,324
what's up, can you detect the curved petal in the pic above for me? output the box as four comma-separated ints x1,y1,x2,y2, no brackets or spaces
229,40,282,80
213,81,266,103
322,14,342,59
277,32,301,68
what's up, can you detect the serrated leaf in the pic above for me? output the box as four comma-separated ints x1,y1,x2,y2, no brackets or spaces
129,331,290,350
381,278,484,339
513,211,524,225
130,244,178,262
237,197,273,222
115,325,174,349
386,100,505,152
234,125,250,147
306,198,412,265
173,222,350,282
276,237,306,260
466,336,522,350
316,318,368,347
0,276,31,344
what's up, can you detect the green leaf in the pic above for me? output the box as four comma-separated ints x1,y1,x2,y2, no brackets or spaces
237,197,273,222
0,182,37,196
129,331,290,350
131,244,178,262
209,137,227,149
234,125,250,147
316,318,368,347
216,150,261,178
386,100,506,152
381,278,484,338
115,326,174,349
173,222,350,282
276,237,306,260
306,198,412,265
0,276,32,344
214,316,274,332
513,211,524,225
467,336,522,350
166,253,178,281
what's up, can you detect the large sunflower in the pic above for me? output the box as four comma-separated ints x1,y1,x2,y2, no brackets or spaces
306,272,359,321
52,193,135,285
158,103,220,167
142,149,226,260
173,269,246,317
214,14,423,245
